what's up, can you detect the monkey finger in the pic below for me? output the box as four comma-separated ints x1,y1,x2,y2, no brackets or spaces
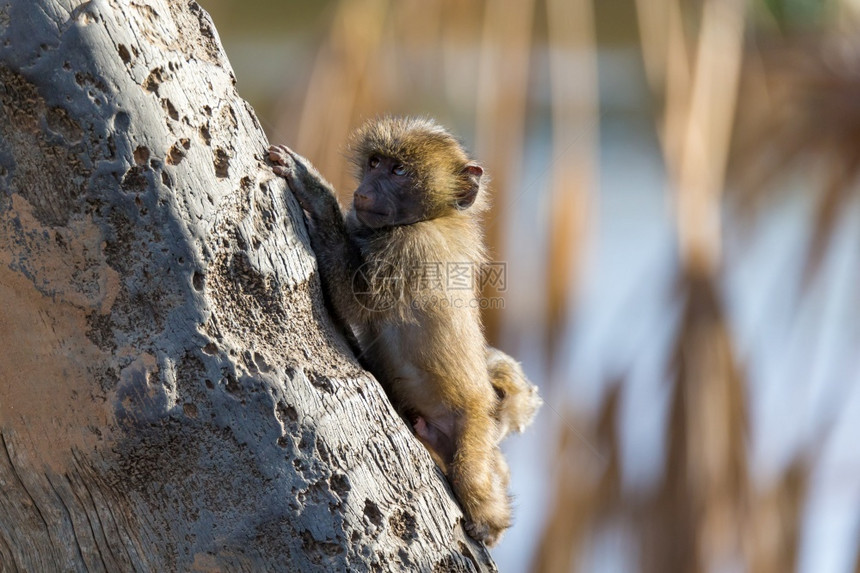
267,145,294,165
272,165,293,177
270,144,296,159
278,147,316,176
275,144,299,159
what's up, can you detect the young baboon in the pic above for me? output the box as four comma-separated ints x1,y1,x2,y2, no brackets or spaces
268,116,540,545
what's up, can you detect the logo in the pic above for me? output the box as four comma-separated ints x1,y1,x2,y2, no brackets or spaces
351,261,404,312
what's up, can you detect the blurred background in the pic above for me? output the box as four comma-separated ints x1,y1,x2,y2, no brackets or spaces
199,0,860,571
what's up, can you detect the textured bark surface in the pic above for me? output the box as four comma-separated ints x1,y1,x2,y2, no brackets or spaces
0,1,496,570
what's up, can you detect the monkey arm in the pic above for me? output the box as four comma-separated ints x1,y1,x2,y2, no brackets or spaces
268,145,336,214
268,145,368,327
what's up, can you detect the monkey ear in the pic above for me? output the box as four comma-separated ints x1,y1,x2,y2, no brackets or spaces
456,163,483,209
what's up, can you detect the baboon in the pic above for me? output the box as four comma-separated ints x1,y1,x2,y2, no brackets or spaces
269,116,540,545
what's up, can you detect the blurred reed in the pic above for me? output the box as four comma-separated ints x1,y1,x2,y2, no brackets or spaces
731,30,860,284
639,1,758,571
543,0,598,367
473,0,536,344
664,4,750,569
532,0,817,570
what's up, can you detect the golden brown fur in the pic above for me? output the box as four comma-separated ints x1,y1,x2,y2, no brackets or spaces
268,116,540,546
487,348,542,439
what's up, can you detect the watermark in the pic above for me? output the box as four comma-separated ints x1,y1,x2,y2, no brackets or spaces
352,261,507,312
410,292,506,311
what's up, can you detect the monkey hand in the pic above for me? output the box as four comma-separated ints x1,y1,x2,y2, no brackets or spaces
487,347,542,441
268,144,338,216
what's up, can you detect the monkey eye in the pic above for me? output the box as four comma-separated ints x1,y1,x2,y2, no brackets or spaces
368,155,380,169
392,164,407,176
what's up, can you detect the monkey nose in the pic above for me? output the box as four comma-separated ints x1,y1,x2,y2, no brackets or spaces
353,192,372,210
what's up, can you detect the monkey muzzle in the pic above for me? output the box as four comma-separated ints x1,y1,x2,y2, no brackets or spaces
353,191,394,228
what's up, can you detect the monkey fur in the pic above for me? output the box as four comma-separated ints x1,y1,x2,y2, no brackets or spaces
414,347,541,475
268,116,541,546
487,347,542,439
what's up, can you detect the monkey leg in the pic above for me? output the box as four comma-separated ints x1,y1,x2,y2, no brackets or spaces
490,447,511,505
449,412,511,546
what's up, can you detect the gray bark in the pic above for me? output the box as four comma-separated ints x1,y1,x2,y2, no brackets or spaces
0,0,496,570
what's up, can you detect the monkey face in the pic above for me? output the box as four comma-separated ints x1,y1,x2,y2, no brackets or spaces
348,117,488,227
352,154,427,228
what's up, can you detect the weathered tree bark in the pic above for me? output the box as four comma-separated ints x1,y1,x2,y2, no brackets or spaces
0,1,496,570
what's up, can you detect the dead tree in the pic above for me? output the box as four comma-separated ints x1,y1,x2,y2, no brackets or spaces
0,1,496,570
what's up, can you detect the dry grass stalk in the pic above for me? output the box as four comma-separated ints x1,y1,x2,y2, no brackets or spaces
637,0,746,273
544,0,599,366
635,1,752,571
674,0,746,275
474,0,536,344
636,274,752,573
634,0,694,182
532,387,622,572
748,460,807,573
684,274,749,571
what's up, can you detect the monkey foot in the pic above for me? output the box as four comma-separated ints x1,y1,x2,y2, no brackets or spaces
454,475,511,547
464,518,504,547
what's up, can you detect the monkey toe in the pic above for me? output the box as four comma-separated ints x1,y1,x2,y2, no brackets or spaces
458,487,511,547
464,518,504,547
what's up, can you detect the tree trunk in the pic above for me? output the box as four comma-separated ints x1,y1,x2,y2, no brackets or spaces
0,1,496,570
